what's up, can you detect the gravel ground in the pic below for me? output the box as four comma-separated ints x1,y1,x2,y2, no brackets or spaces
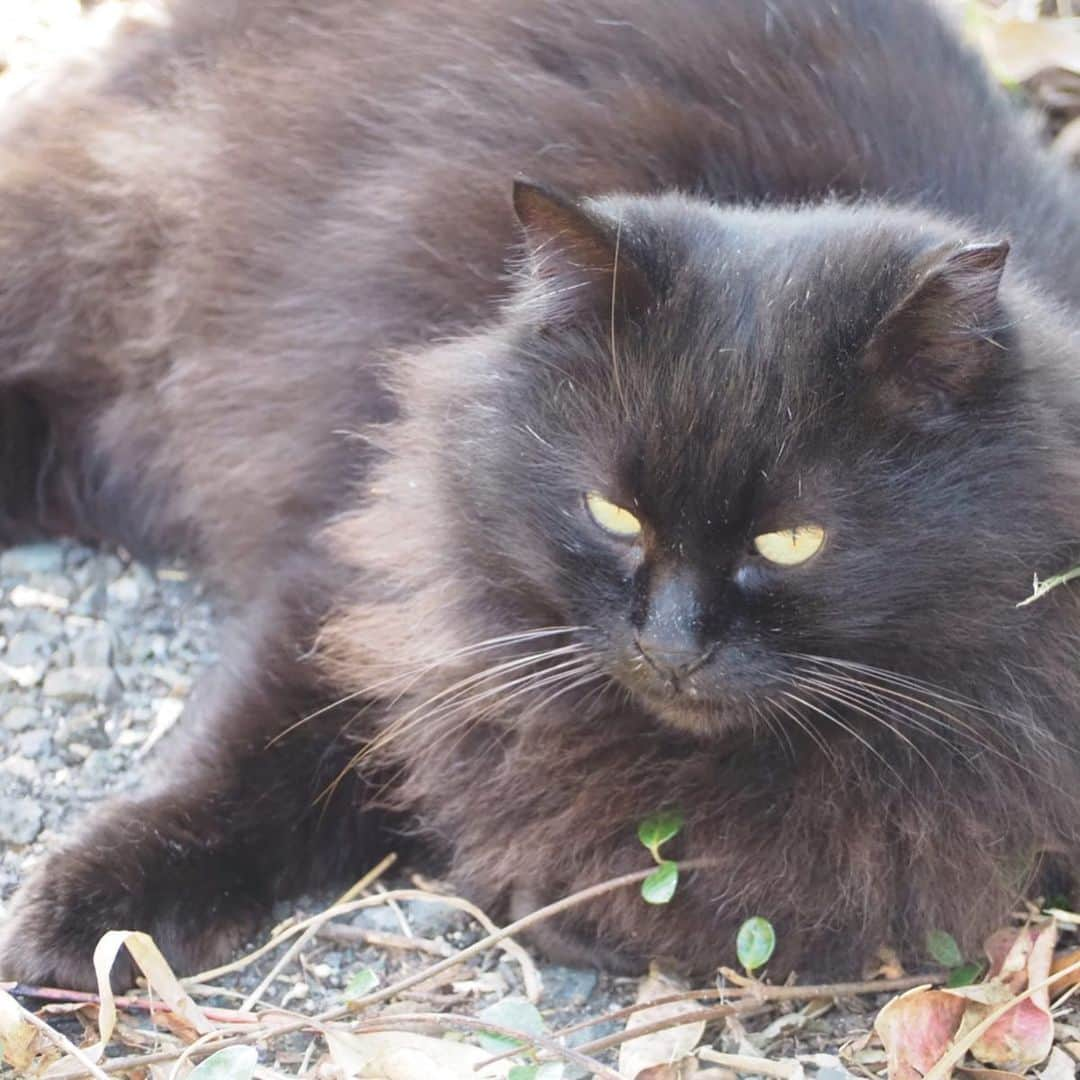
0,542,645,1076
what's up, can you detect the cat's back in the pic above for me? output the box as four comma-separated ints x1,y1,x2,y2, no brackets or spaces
145,0,1078,310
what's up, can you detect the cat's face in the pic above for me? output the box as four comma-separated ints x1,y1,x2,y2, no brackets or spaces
443,186,1068,738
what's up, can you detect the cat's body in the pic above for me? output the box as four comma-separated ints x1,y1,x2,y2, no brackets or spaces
3,0,1080,988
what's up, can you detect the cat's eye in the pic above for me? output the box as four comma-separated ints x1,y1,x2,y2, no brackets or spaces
585,492,642,540
752,525,826,566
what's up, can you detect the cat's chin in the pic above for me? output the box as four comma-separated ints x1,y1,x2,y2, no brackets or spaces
635,687,761,740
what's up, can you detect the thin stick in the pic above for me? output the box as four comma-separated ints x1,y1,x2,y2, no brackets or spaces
45,863,707,1080
698,1048,803,1078
344,862,708,1015
479,972,942,1067
7,984,256,1025
317,925,453,957
11,995,112,1080
240,855,397,1011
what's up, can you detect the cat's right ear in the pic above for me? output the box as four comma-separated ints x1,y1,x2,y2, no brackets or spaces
511,178,651,321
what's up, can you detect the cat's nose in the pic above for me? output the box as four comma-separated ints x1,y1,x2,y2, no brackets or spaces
635,566,708,680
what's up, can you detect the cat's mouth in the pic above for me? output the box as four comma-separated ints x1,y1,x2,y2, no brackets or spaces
613,646,787,738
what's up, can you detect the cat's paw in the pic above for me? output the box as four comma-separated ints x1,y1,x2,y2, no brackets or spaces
0,845,251,992
0,858,135,991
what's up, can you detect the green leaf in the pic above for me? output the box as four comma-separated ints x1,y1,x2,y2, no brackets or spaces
641,860,679,904
509,1067,563,1080
946,962,984,988
637,810,684,861
736,916,776,974
475,997,546,1055
189,1046,259,1080
343,967,380,1000
926,930,964,970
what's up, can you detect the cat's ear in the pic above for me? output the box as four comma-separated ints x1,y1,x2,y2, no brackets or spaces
512,178,651,320
863,240,1011,415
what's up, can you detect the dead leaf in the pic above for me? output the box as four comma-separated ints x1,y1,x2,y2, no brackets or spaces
875,987,968,1080
0,987,43,1071
966,10,1080,84
324,1028,515,1079
87,930,213,1061
875,921,1060,1080
619,966,706,1079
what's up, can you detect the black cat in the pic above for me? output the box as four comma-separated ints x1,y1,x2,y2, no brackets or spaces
2,0,1080,988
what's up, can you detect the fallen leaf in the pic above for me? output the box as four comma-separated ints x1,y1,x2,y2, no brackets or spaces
188,1046,259,1080
875,921,1060,1080
324,1028,515,1079
619,966,706,1079
966,9,1080,84
0,987,42,1071
875,987,968,1080
88,930,213,1060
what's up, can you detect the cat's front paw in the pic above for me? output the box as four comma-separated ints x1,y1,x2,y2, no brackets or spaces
0,841,252,992
0,854,138,991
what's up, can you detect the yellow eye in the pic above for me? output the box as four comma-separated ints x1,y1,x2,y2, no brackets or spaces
585,492,642,539
753,525,826,567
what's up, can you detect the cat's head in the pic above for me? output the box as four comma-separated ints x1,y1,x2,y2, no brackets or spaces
334,183,1080,745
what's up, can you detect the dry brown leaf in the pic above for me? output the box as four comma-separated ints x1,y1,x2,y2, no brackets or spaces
87,930,213,1061
875,921,1059,1080
875,987,968,1080
967,10,1080,83
0,986,44,1072
324,1028,514,1080
619,966,706,1079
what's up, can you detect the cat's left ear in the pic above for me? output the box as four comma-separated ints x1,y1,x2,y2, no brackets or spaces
862,240,1011,415
512,178,652,321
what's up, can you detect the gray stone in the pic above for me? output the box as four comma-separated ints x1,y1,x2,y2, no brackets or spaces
107,576,143,607
0,797,43,845
538,965,598,1006
17,729,52,759
400,898,469,936
43,666,120,703
70,625,113,668
2,705,39,732
73,582,108,617
5,631,49,666
0,544,66,576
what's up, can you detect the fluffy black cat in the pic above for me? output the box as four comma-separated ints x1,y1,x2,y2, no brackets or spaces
2,0,1080,989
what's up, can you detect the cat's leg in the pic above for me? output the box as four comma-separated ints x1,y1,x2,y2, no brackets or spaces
0,578,389,991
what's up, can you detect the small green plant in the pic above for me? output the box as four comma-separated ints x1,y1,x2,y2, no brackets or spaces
926,929,983,987
637,810,684,904
343,967,380,1000
736,916,776,976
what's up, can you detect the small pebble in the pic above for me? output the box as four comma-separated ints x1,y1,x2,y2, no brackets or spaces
0,797,43,845
43,666,120,703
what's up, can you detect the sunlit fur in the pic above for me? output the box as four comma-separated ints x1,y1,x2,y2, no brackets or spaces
1,0,1080,988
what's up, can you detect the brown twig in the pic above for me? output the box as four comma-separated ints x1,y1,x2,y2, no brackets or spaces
318,924,453,957
6,983,257,1025
240,855,397,1011
479,972,944,1068
44,862,689,1079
